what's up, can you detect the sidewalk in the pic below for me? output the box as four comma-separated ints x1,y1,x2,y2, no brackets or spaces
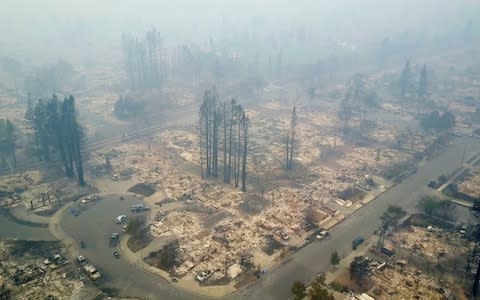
325,236,378,285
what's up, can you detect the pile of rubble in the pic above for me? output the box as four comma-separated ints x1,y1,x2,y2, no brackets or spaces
457,169,480,198
392,226,467,263
157,129,200,164
89,100,436,285
0,241,83,299
0,171,41,207
370,261,456,299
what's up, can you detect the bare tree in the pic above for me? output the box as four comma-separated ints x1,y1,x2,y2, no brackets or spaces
286,106,296,170
241,113,248,192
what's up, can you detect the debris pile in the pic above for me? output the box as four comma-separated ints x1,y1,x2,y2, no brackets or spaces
370,262,455,299
0,241,83,299
392,226,467,263
458,169,480,198
0,171,41,206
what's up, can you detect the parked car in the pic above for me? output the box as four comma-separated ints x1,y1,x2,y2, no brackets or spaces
77,255,87,265
110,233,120,247
44,254,62,265
316,230,330,240
352,237,364,250
196,270,212,282
131,204,150,212
116,215,127,224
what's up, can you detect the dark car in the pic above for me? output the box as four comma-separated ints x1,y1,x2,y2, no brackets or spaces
110,233,120,247
352,237,364,250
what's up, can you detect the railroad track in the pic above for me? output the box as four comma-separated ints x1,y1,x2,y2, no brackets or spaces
0,104,199,176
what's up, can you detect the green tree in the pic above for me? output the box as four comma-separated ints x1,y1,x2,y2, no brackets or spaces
330,251,340,266
350,256,369,283
436,199,456,221
290,280,306,300
308,275,334,300
418,196,440,217
28,95,85,185
379,205,406,247
472,199,480,217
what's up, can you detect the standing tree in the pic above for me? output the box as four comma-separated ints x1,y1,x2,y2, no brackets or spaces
27,95,85,185
418,64,428,100
241,113,249,192
199,90,248,191
308,275,334,300
350,256,370,283
286,106,296,170
378,205,406,247
417,196,440,217
330,250,340,267
290,281,306,300
0,119,16,170
400,60,412,97
122,29,163,90
471,198,480,297
227,99,237,184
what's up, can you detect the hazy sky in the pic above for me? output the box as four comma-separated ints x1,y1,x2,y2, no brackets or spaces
0,0,478,63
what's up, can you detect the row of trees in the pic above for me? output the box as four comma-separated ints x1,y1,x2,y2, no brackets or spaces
338,73,379,136
285,106,296,170
0,119,16,170
400,61,428,100
25,95,85,185
420,110,455,131
122,28,164,90
199,88,249,191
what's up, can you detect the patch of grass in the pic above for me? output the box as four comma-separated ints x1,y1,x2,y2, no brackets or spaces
128,183,156,197
6,240,62,258
329,281,345,292
126,216,152,252
442,183,477,203
408,214,454,230
144,240,181,272
0,209,48,228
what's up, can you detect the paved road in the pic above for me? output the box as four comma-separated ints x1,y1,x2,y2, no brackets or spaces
57,137,479,300
59,194,206,300
237,136,480,300
0,210,55,241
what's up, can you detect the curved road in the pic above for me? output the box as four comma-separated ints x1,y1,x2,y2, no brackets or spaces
56,136,478,300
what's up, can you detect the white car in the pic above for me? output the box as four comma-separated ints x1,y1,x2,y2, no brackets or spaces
196,270,211,282
116,215,127,224
316,230,330,240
